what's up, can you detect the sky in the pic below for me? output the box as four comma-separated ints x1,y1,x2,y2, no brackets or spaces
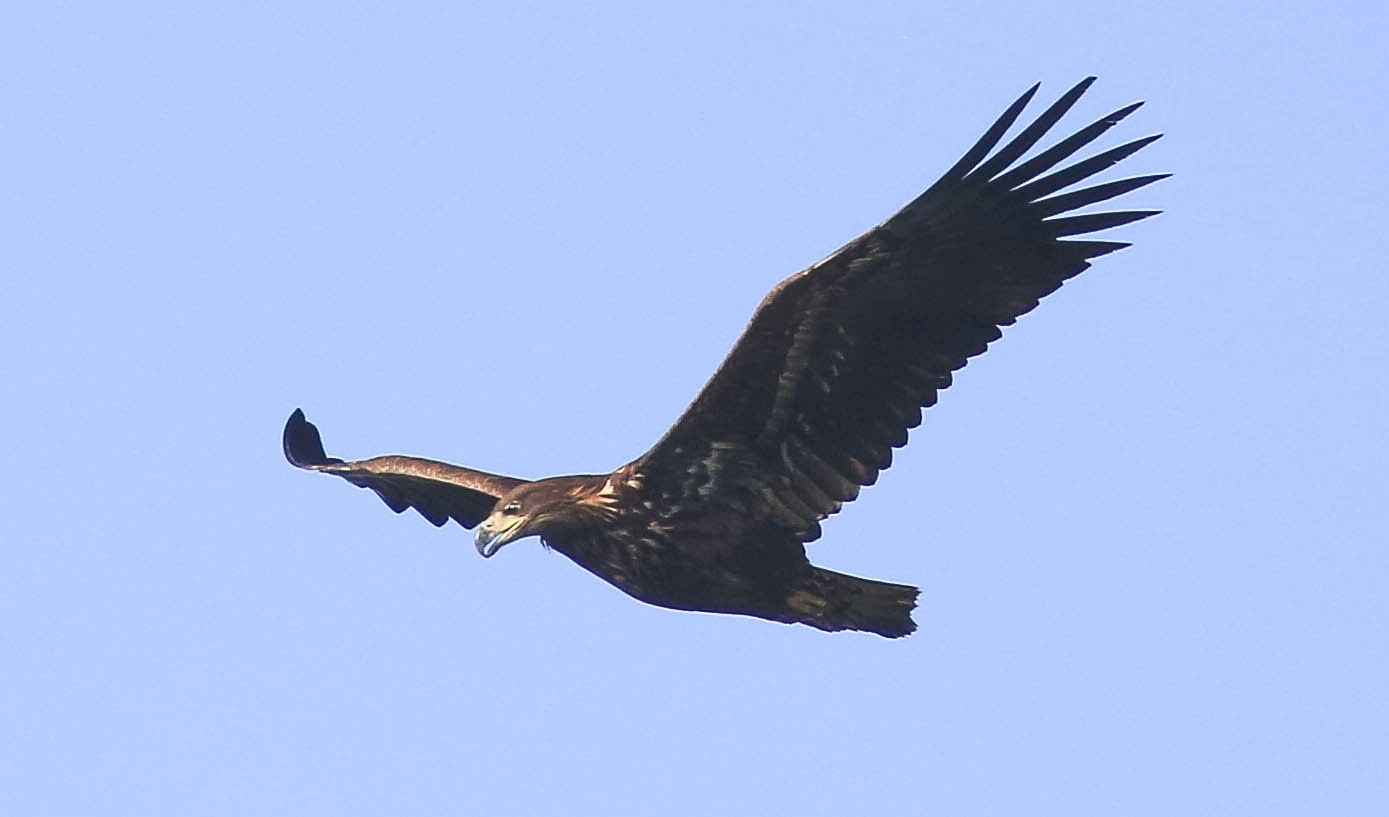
3,1,1386,815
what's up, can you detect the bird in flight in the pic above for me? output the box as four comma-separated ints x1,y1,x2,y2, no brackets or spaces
285,77,1164,637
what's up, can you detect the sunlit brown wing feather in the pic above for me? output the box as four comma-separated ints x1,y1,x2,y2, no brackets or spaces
634,77,1165,542
283,409,528,529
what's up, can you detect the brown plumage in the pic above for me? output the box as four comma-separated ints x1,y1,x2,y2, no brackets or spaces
284,78,1164,637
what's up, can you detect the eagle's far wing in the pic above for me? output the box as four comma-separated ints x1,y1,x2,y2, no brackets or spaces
633,77,1165,542
283,409,528,529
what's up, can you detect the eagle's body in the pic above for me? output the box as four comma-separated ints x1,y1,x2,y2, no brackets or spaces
284,78,1164,637
482,467,919,635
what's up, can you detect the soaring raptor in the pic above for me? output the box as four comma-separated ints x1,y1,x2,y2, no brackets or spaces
284,78,1164,637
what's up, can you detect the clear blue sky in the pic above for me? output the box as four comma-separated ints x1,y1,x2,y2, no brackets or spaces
4,2,1385,814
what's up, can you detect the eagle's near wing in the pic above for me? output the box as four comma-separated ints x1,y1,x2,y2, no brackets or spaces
283,409,528,529
633,77,1164,541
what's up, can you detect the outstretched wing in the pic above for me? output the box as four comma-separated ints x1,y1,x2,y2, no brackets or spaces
634,77,1165,542
283,409,528,529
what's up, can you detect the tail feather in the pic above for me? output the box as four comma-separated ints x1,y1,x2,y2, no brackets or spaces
785,567,920,638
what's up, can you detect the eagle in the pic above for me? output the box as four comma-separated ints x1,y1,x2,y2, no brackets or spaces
284,78,1164,638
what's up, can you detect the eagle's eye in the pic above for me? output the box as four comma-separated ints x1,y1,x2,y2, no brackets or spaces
502,501,521,515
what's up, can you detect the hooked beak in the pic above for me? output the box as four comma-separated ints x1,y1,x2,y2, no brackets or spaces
474,517,522,558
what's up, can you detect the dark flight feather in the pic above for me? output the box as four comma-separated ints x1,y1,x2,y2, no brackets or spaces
284,79,1164,637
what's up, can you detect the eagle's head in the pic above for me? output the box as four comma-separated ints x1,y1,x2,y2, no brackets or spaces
474,475,612,557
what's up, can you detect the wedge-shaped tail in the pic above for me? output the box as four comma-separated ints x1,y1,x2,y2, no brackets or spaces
783,568,921,638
